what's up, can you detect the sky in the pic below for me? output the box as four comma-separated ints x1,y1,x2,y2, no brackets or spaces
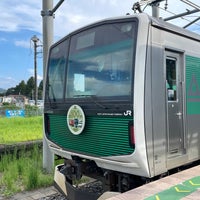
0,0,200,90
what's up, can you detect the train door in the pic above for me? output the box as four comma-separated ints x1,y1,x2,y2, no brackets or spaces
165,51,185,157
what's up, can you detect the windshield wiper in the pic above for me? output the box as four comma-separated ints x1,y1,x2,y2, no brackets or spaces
48,84,56,108
73,94,107,109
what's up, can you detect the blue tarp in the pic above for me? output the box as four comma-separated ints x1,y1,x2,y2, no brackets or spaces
5,110,25,117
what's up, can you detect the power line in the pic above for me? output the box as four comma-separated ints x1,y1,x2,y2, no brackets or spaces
158,6,200,29
133,0,200,30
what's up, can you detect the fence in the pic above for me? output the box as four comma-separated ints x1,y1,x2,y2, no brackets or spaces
0,107,43,117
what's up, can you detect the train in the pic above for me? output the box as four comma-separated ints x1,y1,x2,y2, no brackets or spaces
44,13,200,199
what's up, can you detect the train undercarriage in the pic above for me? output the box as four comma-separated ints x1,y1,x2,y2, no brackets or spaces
54,156,146,200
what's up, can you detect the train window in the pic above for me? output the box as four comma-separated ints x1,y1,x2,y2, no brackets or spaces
166,57,177,101
66,21,136,98
47,39,69,100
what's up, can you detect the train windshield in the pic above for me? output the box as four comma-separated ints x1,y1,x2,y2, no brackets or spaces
46,20,137,102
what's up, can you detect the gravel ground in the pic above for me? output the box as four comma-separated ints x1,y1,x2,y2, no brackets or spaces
0,179,103,200
39,181,103,200
39,193,68,200
0,186,67,200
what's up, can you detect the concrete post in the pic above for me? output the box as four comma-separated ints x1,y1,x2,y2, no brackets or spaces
42,0,54,173
152,3,160,18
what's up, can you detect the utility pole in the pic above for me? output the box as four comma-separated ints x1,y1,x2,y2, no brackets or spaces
31,35,39,106
151,0,166,18
152,2,160,18
41,0,54,76
41,0,54,173
41,0,64,72
132,0,165,18
41,0,65,173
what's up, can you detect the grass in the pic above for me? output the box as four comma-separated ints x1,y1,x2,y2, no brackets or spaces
0,116,59,197
0,145,54,197
0,116,43,144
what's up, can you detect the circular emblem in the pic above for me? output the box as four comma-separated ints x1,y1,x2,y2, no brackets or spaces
67,105,85,135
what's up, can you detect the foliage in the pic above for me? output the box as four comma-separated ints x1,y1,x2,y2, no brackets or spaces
1,103,20,110
26,77,35,99
15,80,26,95
0,145,54,197
0,117,43,144
0,116,65,197
0,104,21,116
24,105,43,117
38,80,43,100
5,77,43,99
0,104,43,117
25,104,38,110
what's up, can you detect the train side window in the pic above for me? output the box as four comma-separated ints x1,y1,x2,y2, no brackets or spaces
166,58,177,101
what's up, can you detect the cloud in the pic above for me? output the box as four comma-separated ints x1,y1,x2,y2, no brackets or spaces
0,0,200,37
0,0,200,91
0,76,18,89
52,0,200,39
27,68,34,76
0,37,7,42
0,0,41,33
37,75,43,82
0,0,199,38
15,40,31,49
0,12,19,32
27,68,42,82
53,1,134,38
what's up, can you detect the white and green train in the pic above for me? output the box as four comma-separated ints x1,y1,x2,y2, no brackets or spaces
44,13,200,199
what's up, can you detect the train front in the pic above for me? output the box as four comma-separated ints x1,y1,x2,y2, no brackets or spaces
44,14,150,195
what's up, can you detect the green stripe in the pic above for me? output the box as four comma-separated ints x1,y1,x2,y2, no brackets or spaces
48,114,134,157
186,55,200,115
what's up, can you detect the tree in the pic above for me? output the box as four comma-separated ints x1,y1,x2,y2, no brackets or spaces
15,80,26,95
26,76,35,99
6,87,15,96
38,80,43,99
5,76,43,99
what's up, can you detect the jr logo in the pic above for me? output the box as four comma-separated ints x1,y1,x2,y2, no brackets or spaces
124,110,132,116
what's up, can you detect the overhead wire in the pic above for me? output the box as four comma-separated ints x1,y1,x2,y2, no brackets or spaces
158,5,200,29
139,0,200,30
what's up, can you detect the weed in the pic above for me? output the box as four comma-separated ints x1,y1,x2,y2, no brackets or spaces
0,117,54,197
26,164,39,190
0,144,54,197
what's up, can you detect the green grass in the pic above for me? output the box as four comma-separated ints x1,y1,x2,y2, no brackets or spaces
0,116,43,144
0,145,54,197
0,116,60,197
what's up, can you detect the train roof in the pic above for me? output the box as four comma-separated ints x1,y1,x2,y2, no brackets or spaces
52,13,200,47
146,13,200,42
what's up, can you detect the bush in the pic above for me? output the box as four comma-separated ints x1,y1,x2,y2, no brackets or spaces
1,103,20,110
25,105,43,117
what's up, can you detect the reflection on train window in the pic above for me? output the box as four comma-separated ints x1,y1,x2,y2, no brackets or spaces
166,58,177,101
47,40,68,100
